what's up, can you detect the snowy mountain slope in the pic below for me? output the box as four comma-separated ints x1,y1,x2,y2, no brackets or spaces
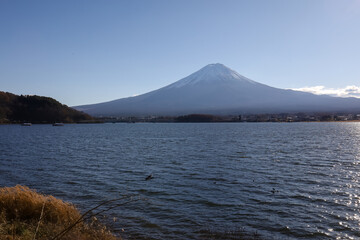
74,64,360,116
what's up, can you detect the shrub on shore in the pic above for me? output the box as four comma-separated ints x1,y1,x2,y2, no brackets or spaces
0,185,119,240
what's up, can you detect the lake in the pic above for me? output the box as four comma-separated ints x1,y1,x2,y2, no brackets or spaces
1,123,360,239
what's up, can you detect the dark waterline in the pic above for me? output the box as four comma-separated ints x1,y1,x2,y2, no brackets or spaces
1,123,360,239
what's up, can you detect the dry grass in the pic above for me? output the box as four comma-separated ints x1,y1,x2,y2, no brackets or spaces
0,185,120,240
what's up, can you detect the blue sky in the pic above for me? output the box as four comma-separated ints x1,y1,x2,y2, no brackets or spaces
1,0,360,106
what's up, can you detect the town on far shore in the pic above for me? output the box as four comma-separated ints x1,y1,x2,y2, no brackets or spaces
98,112,360,123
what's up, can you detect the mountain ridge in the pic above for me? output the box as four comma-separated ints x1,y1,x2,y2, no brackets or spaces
74,64,360,116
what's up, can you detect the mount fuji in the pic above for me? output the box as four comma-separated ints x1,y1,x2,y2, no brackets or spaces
74,64,360,116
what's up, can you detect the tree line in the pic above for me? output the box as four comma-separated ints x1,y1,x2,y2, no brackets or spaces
0,91,93,124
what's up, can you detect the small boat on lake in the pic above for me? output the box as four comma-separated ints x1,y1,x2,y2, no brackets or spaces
52,123,64,126
21,123,32,126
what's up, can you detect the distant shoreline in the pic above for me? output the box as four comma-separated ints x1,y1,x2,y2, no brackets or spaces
96,113,360,123
1,120,359,125
0,121,103,125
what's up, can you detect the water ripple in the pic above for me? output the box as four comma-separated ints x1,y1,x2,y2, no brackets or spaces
1,122,360,239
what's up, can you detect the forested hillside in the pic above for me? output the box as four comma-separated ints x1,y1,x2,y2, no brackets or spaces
0,91,93,123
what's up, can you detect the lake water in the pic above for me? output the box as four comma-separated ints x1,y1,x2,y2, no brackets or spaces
1,123,360,239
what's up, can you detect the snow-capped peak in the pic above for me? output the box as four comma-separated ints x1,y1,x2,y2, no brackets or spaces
166,63,257,89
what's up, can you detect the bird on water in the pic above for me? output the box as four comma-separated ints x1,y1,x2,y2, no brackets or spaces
145,174,153,180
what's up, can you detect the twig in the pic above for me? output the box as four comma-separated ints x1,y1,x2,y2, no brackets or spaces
12,222,15,240
33,200,46,240
83,198,141,222
51,195,137,240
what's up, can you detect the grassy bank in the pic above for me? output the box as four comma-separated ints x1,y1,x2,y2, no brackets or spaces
0,185,119,240
0,185,264,240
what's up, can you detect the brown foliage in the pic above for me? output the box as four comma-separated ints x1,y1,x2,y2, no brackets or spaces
0,185,119,240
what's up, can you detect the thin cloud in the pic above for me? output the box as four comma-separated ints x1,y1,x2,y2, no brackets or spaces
291,85,360,98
